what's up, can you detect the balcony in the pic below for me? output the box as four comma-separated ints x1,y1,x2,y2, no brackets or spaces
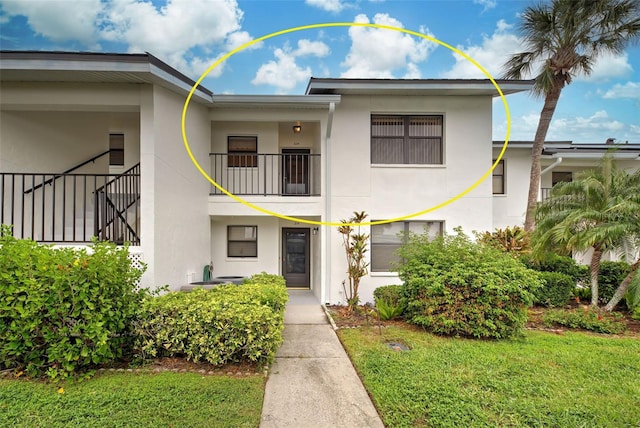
209,153,321,196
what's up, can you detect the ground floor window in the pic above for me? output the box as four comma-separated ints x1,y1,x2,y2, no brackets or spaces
371,221,443,272
227,225,257,257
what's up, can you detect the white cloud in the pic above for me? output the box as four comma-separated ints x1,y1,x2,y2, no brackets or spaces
340,13,437,78
293,39,330,57
100,0,242,56
251,48,312,93
442,19,523,79
252,39,330,93
1,0,102,45
1,0,259,81
473,0,497,12
305,0,346,12
495,109,634,143
601,82,640,100
576,52,634,82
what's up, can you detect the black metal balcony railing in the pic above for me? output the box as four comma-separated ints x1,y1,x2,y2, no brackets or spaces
209,153,321,196
1,165,140,245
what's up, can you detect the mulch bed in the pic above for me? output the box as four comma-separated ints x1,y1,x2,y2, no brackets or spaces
326,304,640,336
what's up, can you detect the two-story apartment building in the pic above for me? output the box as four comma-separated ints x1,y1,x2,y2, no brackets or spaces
2,51,638,303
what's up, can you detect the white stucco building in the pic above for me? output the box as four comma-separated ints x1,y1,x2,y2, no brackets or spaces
2,51,639,303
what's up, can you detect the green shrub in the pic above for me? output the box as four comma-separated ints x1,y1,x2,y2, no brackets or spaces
398,229,542,339
598,261,631,306
0,227,146,379
373,285,403,306
520,253,587,282
542,308,626,334
633,305,640,321
533,272,575,307
134,275,287,366
373,285,405,320
571,261,632,307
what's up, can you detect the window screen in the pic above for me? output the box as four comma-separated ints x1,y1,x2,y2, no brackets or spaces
371,115,443,164
371,221,443,271
228,136,257,167
227,225,258,257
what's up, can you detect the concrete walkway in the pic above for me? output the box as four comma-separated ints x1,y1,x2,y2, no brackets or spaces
260,290,384,428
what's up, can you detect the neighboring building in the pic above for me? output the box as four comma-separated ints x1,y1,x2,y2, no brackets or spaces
2,51,638,304
492,140,640,265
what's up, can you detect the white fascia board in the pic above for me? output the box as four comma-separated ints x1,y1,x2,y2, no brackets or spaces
307,79,533,95
211,94,341,108
548,152,640,159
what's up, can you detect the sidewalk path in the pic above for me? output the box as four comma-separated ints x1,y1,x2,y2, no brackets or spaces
260,290,384,428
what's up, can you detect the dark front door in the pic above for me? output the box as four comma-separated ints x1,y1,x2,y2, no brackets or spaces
282,149,309,195
282,228,310,288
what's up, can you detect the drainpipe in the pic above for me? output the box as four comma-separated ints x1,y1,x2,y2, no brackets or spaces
541,157,563,175
322,102,335,305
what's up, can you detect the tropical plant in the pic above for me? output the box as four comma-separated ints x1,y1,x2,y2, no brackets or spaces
532,156,640,309
338,211,369,311
502,0,640,231
479,225,531,254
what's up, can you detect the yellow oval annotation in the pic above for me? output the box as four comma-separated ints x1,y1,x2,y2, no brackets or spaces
181,22,512,227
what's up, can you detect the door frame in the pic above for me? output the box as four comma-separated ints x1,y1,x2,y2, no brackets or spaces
281,227,311,289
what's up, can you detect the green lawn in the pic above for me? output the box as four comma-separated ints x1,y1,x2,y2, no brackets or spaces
0,371,264,428
339,326,640,428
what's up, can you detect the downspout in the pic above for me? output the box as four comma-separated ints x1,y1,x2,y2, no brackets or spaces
322,102,335,305
541,157,563,175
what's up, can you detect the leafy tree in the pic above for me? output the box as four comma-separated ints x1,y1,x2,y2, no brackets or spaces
502,0,640,231
338,211,369,311
533,156,640,309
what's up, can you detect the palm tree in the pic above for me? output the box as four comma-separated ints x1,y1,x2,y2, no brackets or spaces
502,0,640,232
533,156,640,308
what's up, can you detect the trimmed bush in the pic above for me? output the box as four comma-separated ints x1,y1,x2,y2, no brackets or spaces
533,272,575,307
598,261,631,305
0,228,146,379
134,273,287,366
571,261,632,307
398,229,542,339
542,308,626,334
373,285,405,320
520,253,587,283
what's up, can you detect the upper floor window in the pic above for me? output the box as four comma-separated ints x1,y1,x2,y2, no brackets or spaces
371,115,443,165
109,133,125,166
492,159,505,194
228,136,257,167
371,220,443,272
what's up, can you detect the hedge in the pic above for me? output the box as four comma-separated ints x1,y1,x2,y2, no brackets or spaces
0,227,145,379
533,271,575,307
134,273,287,366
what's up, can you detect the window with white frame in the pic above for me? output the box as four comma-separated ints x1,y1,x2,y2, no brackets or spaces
227,225,257,257
371,115,443,164
371,221,443,272
492,159,505,194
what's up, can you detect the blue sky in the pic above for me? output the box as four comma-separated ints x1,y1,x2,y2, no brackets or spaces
1,0,639,143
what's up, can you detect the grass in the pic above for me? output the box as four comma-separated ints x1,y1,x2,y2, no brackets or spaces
0,371,265,428
339,325,640,427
